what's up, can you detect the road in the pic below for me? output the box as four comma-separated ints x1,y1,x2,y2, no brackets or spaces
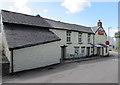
2,51,118,83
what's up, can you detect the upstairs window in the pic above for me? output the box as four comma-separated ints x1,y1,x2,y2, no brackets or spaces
66,31,71,44
78,32,82,43
88,34,91,43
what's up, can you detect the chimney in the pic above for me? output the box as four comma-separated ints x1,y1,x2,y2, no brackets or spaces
36,14,41,17
97,20,102,27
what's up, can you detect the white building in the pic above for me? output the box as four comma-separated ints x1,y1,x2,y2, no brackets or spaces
108,36,115,51
89,20,109,56
0,10,109,73
45,18,94,59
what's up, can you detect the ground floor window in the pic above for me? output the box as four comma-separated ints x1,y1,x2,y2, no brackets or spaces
81,47,85,55
74,47,79,57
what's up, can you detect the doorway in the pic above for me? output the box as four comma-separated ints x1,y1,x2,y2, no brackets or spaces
97,47,101,56
86,47,90,57
61,46,66,61
74,47,79,57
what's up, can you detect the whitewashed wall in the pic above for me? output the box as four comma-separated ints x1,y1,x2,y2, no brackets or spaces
50,29,94,58
12,41,61,72
2,30,11,61
95,31,107,44
0,33,2,55
103,48,108,56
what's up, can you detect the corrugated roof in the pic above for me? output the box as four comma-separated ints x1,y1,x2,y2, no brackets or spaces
4,24,60,49
45,18,94,33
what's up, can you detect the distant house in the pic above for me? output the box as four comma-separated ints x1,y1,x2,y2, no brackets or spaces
108,36,115,51
0,10,109,73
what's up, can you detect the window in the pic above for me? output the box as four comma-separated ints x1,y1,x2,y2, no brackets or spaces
66,31,71,43
88,34,91,43
81,47,85,54
74,47,79,57
78,32,82,43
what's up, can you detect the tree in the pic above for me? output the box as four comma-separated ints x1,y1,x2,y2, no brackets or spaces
114,31,120,38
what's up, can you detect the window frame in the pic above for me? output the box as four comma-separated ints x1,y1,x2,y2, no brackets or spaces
78,32,82,44
66,31,72,44
81,47,85,54
88,34,91,43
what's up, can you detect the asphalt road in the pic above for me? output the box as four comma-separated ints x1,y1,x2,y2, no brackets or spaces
2,51,118,83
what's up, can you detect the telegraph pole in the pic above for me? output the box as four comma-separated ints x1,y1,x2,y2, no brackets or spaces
108,27,112,42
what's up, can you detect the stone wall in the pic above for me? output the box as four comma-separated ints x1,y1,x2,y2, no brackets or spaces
2,56,10,76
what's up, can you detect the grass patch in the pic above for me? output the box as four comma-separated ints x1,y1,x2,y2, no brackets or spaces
113,49,120,52
0,55,7,60
0,56,2,59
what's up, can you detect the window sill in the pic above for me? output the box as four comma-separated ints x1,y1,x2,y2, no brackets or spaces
66,42,72,44
88,42,91,44
78,42,83,44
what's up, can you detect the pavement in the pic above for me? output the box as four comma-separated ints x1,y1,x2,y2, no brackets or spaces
2,51,118,83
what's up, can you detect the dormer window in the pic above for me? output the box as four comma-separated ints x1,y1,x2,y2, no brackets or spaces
66,31,71,44
78,32,82,43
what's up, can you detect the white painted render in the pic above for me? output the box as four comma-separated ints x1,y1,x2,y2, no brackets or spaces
0,11,2,56
94,27,108,56
12,41,61,72
0,33,2,55
2,30,11,61
50,29,94,58
95,30,107,45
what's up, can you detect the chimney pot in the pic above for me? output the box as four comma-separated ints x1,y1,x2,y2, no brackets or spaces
97,20,102,27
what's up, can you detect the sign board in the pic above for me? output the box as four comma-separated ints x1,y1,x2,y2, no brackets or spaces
106,41,109,45
98,28,104,35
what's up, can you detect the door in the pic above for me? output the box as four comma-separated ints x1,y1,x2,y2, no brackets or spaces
74,47,79,57
61,47,66,60
86,47,90,57
97,47,101,56
102,47,104,56
81,47,85,57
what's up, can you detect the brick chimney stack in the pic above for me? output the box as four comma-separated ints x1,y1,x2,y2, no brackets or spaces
97,20,102,27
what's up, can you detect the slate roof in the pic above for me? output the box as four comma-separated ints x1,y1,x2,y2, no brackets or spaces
2,10,94,34
45,18,94,34
2,10,52,28
1,10,95,49
95,44,108,47
91,26,99,33
4,23,60,50
91,26,107,36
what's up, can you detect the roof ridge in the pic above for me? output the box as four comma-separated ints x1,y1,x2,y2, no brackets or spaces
44,18,90,28
1,10,42,18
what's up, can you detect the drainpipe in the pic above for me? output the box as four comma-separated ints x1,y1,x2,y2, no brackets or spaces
93,34,95,56
10,49,14,73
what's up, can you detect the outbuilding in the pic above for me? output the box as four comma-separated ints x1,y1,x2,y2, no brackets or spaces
1,10,61,73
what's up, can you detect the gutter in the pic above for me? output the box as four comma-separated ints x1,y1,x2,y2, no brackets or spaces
9,39,61,51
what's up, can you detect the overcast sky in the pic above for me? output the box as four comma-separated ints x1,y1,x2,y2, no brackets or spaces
0,0,118,37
